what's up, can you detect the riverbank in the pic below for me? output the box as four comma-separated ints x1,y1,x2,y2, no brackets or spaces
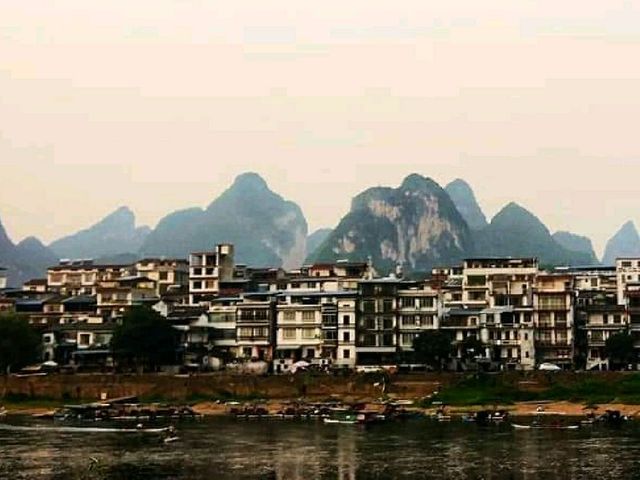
4,371,640,418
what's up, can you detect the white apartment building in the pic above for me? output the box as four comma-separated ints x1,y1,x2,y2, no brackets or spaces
189,244,235,305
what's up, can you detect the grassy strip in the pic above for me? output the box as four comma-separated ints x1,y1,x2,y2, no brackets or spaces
430,374,640,406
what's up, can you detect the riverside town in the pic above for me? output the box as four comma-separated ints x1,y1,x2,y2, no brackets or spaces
2,245,640,374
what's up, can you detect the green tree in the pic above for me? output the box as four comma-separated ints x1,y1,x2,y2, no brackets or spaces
460,336,484,364
0,314,41,374
412,331,453,370
111,306,179,372
604,331,635,370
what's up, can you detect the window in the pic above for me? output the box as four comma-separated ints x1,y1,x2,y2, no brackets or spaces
467,275,486,287
401,333,416,346
239,327,252,337
382,299,394,313
343,349,351,359
283,311,296,321
399,297,414,309
79,333,91,346
468,291,485,301
383,317,394,330
324,330,337,341
302,311,315,322
343,331,350,342
252,327,268,337
539,295,567,310
302,328,315,339
193,281,202,290
283,328,296,339
614,315,622,324
159,271,169,281
343,315,350,325
418,297,434,309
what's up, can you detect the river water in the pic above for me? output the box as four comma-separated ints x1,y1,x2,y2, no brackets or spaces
1,417,640,479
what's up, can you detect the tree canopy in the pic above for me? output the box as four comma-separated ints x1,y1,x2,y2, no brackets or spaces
412,330,453,370
604,331,635,370
0,313,41,374
460,335,484,363
111,306,179,372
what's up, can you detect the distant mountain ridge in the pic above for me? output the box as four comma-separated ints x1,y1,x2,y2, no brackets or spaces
445,179,487,230
475,203,593,266
309,174,472,273
141,173,308,269
4,172,629,285
49,206,150,260
309,178,596,272
603,221,640,265
0,219,58,287
552,231,598,264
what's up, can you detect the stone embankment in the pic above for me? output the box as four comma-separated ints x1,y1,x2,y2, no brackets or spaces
0,372,444,404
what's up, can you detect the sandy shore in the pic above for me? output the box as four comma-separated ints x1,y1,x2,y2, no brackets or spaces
5,400,640,418
445,401,640,418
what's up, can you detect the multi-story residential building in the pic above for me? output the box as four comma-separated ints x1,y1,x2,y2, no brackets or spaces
396,285,440,360
96,276,158,319
0,267,7,290
23,278,48,293
274,292,323,373
533,274,574,369
236,294,275,362
207,298,240,361
189,244,235,305
273,290,358,373
336,295,358,369
568,266,623,370
357,277,408,366
616,258,640,305
439,258,537,371
135,258,188,297
48,317,116,370
47,260,131,296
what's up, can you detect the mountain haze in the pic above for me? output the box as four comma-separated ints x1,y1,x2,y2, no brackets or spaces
141,173,308,269
306,229,332,259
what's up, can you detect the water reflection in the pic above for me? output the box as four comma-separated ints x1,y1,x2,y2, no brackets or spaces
2,418,640,479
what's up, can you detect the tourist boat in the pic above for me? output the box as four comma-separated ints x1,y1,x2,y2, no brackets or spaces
323,411,359,425
0,423,173,434
52,397,200,423
323,407,386,425
512,423,580,430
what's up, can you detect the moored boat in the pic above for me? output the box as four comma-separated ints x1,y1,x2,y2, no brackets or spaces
0,423,173,434
512,423,579,430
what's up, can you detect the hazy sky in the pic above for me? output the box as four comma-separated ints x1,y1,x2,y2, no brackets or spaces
1,1,639,257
